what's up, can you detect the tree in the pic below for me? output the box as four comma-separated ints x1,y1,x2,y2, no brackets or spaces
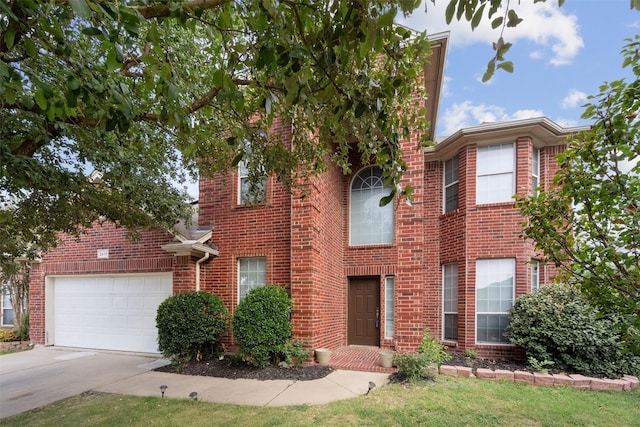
1,0,433,263
516,36,640,352
0,258,30,338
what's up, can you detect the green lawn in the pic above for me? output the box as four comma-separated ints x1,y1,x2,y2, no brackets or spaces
2,377,639,427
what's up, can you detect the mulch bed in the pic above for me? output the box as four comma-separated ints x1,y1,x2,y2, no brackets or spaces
443,354,529,375
155,356,333,381
156,353,531,381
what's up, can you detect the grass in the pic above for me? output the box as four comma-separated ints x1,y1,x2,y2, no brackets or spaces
2,377,639,427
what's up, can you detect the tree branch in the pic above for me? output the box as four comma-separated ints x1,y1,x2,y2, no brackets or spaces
133,0,232,19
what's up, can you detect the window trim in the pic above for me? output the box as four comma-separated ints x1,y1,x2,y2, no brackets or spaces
476,143,516,205
237,160,267,205
530,260,540,292
532,147,540,196
1,289,14,327
475,258,515,345
349,166,394,246
237,256,267,302
442,263,458,341
443,156,459,213
384,276,395,339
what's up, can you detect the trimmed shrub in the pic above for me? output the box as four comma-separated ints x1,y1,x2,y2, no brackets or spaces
232,285,292,368
0,329,18,342
508,283,640,378
156,291,229,364
393,328,450,382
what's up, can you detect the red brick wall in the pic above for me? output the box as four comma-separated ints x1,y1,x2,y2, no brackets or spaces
290,158,346,349
199,119,293,347
426,138,564,359
29,223,181,344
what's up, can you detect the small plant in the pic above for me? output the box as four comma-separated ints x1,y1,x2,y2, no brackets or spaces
232,285,292,368
156,291,229,366
463,349,477,367
282,338,312,367
393,328,450,382
15,312,29,341
527,357,555,374
0,329,18,342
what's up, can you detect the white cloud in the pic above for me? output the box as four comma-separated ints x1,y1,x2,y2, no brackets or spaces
400,1,584,66
441,75,452,97
561,89,588,109
438,101,544,136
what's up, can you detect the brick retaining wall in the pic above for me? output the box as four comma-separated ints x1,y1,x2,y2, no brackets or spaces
439,365,639,392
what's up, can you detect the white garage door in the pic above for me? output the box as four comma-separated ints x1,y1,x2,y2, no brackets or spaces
53,274,172,353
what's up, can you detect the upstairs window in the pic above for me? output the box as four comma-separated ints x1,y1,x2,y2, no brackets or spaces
350,166,394,245
476,143,515,204
444,156,459,213
532,147,540,195
238,142,266,205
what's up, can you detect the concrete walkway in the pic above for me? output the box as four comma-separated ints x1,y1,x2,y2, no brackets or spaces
0,346,390,419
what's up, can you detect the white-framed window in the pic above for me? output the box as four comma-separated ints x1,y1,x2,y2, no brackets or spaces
350,166,394,245
444,156,459,213
476,258,515,344
476,143,515,204
237,141,266,205
385,276,395,339
238,257,266,301
1,290,14,327
530,260,540,292
443,263,458,341
532,147,540,195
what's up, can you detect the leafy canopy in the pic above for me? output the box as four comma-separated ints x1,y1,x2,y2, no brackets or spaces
516,36,640,352
1,0,431,263
1,0,569,265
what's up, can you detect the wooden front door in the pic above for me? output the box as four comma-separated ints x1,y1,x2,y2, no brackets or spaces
348,278,380,346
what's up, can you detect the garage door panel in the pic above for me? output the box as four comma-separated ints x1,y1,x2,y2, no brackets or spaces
53,274,172,353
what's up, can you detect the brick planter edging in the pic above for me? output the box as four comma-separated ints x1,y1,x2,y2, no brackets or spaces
439,365,640,392
0,340,33,352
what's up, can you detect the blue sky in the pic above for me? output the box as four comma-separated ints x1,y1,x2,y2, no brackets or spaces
399,0,639,137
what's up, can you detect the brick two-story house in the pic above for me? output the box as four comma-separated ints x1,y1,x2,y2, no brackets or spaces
28,33,586,357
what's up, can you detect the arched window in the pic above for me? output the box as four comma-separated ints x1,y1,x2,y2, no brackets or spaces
350,166,394,245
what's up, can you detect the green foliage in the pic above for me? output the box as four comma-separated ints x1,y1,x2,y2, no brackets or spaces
516,36,640,352
0,0,434,262
232,285,292,368
0,329,18,342
0,261,30,334
16,312,29,341
393,328,450,382
527,357,555,374
464,349,477,359
282,338,312,367
156,291,229,364
508,283,640,378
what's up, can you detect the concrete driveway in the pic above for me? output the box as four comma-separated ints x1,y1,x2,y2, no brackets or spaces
0,346,165,419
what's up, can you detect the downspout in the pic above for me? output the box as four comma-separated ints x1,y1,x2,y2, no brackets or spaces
195,252,210,292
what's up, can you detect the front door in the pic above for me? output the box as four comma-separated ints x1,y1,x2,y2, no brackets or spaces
348,278,380,346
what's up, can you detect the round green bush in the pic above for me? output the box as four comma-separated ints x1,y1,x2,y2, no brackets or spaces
232,285,292,368
156,291,229,363
508,283,640,378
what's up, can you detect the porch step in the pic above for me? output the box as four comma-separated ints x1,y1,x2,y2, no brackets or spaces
326,346,397,373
